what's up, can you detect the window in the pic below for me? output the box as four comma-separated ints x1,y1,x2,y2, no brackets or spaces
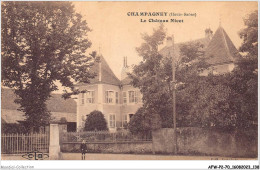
123,92,127,104
129,91,137,103
128,91,140,103
109,114,116,128
128,91,135,103
129,114,134,121
105,91,114,103
122,114,128,127
86,91,95,103
81,93,85,105
115,92,119,104
135,91,139,103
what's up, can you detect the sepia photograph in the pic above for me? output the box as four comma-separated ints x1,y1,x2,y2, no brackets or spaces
1,1,258,169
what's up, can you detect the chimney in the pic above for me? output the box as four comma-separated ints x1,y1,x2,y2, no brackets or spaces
205,28,213,40
121,56,129,80
98,56,102,82
166,36,173,47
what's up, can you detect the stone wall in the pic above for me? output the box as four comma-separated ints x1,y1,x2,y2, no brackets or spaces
153,128,257,157
60,127,257,157
152,128,175,154
61,141,153,154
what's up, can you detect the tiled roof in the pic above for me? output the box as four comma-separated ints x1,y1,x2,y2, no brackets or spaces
1,109,26,123
205,26,239,65
160,37,211,62
81,55,121,86
46,94,76,113
1,88,19,110
121,76,132,85
1,88,76,113
160,26,238,66
2,109,76,123
1,118,7,124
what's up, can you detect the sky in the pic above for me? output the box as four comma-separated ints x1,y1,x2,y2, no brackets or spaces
73,1,257,80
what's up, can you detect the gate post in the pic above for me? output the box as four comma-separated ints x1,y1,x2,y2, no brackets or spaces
49,123,61,160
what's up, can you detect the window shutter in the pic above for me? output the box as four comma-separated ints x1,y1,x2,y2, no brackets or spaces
115,92,119,104
123,92,127,104
105,91,108,103
81,93,85,104
135,91,138,103
92,91,95,103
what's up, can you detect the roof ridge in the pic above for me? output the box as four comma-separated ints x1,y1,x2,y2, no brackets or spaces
220,27,235,62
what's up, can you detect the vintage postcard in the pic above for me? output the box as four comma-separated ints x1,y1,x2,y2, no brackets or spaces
1,1,258,169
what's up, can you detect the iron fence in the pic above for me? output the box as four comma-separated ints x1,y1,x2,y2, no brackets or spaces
1,133,49,154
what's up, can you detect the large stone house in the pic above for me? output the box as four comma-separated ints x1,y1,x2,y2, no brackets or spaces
75,56,143,132
75,25,239,132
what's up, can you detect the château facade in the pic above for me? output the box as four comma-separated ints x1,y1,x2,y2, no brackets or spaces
76,56,142,132
76,25,239,132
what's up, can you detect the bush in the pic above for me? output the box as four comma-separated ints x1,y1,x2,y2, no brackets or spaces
60,117,67,124
128,107,161,135
1,123,27,134
84,110,108,131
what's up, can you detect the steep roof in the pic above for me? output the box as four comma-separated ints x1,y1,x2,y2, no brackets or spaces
205,26,239,65
1,88,76,113
83,55,121,86
122,34,212,85
121,76,132,85
46,94,76,113
1,88,19,111
2,118,7,124
159,26,238,67
160,37,211,62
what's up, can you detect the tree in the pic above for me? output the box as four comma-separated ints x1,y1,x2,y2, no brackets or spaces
130,11,257,130
128,107,161,135
177,11,258,130
1,122,28,134
226,10,258,130
191,77,236,130
175,42,210,127
130,25,236,130
130,25,210,128
84,110,108,131
239,10,258,56
129,25,172,128
1,2,96,129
